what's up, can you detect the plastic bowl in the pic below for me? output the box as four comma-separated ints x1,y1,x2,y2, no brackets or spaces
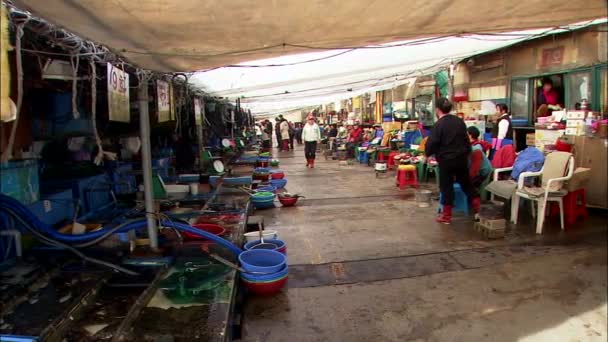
270,179,287,189
242,275,288,296
252,191,275,201
241,264,289,282
256,185,277,193
270,172,285,180
239,249,286,274
278,196,298,207
244,239,286,253
244,230,278,242
183,223,226,239
254,167,271,173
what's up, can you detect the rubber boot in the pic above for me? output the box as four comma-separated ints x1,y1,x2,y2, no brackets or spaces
306,159,310,168
310,159,315,168
436,205,453,224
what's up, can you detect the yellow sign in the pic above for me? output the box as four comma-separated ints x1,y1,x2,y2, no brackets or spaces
157,80,174,123
1,4,13,122
107,63,130,122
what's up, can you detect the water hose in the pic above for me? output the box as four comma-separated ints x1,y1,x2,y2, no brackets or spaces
0,193,243,254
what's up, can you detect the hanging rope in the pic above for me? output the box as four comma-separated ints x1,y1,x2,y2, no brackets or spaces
2,20,26,162
70,55,80,119
89,58,105,165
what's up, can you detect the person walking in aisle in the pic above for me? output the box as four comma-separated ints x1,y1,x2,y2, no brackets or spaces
302,113,321,168
424,97,480,224
295,123,303,145
280,117,290,151
275,116,282,149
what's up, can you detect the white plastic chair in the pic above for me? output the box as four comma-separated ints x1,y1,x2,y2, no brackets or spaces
510,152,575,234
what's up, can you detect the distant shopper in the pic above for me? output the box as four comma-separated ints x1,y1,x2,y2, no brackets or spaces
467,126,492,197
288,121,296,150
302,114,321,168
295,123,303,145
275,116,282,148
280,117,290,151
492,103,513,150
261,121,271,148
255,123,263,141
424,97,479,224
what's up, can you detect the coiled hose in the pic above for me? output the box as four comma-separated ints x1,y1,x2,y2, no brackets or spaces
0,193,243,255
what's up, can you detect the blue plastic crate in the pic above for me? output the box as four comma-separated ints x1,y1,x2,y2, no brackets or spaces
0,159,40,205
27,189,74,226
105,162,136,194
40,174,112,215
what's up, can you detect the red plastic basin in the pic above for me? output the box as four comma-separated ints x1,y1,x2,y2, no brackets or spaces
183,223,226,240
242,276,288,296
278,196,298,207
270,172,285,180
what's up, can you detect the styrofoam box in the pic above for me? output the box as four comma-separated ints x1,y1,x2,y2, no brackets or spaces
566,119,585,128
566,111,587,120
565,127,585,136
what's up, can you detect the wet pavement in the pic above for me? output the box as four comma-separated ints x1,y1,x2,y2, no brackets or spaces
243,144,608,342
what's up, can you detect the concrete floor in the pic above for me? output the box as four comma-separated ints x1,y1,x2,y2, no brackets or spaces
242,145,608,342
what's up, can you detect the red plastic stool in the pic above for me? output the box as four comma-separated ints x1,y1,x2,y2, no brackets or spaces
396,165,418,190
550,188,587,227
387,152,400,170
564,189,588,226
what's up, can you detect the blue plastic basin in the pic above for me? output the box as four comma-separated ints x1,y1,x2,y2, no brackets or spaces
241,264,289,282
270,179,287,189
244,239,286,251
239,249,286,273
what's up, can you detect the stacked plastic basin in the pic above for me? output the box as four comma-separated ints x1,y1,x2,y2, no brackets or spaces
239,249,288,295
251,191,275,209
244,239,287,254
270,178,287,189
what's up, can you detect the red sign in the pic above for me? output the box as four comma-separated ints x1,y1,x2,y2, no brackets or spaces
540,46,564,68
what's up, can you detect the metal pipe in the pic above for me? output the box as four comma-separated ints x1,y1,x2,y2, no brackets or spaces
138,79,158,249
0,230,22,257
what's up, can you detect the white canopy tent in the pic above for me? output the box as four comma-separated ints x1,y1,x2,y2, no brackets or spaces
15,0,607,73
192,20,606,115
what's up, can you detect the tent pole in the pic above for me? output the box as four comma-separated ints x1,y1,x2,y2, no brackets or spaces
138,77,158,250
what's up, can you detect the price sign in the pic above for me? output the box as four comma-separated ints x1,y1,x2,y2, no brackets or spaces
194,97,202,124
157,80,173,122
107,63,130,122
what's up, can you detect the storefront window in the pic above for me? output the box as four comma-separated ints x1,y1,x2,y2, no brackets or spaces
510,79,530,122
599,67,608,114
566,71,592,109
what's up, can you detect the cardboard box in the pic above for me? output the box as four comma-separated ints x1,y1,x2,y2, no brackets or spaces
535,129,564,151
566,119,585,128
566,111,587,120
565,127,585,136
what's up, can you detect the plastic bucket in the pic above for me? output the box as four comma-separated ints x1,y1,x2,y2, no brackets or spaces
244,239,287,254
239,249,286,274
